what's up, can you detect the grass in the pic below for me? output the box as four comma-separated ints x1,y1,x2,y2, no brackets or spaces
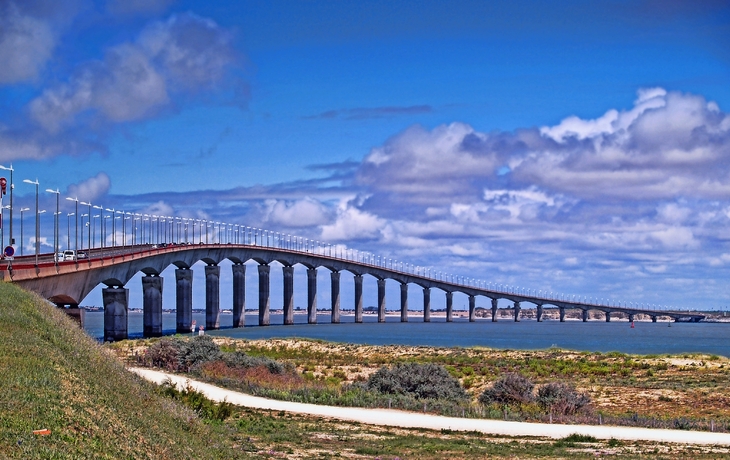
0,281,250,459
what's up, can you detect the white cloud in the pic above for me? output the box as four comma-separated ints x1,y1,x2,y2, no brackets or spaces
320,197,385,241
28,13,235,134
265,197,329,227
65,173,111,202
0,2,55,84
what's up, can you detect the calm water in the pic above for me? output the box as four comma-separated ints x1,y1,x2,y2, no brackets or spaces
83,311,730,357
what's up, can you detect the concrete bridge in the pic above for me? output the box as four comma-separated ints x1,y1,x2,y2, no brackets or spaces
0,242,705,341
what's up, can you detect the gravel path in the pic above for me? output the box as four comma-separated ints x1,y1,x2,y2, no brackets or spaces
130,367,730,446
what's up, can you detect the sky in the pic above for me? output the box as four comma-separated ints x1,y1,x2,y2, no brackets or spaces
0,0,729,311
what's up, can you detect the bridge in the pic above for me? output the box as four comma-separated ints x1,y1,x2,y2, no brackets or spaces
0,240,705,341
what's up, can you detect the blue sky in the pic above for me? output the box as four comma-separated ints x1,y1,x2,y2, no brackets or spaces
1,0,729,311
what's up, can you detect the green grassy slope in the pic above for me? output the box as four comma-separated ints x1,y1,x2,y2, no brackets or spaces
0,282,248,459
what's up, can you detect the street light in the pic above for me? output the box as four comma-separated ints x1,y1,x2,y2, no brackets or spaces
0,164,14,246
66,212,74,248
80,214,88,250
19,207,29,256
46,189,60,261
65,197,79,252
22,179,40,264
80,201,92,251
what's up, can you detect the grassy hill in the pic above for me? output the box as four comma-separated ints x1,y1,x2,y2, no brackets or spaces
0,281,249,459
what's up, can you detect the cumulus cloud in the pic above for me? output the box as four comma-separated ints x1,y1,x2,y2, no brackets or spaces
264,197,330,227
65,172,111,202
28,12,237,134
320,196,386,241
0,2,55,84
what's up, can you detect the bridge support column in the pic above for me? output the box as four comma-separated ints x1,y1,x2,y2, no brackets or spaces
628,313,634,323
354,274,363,323
282,266,294,325
377,278,386,322
142,274,163,337
559,307,565,322
581,309,588,322
205,265,220,330
491,298,498,322
605,311,611,322
103,287,128,342
468,295,476,322
232,264,246,328
175,268,193,333
400,283,408,322
513,301,521,322
331,271,341,324
307,268,317,324
651,315,657,323
258,264,270,326
423,287,431,322
446,292,453,322
536,304,543,322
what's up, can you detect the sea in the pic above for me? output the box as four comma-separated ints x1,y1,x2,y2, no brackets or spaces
83,311,730,357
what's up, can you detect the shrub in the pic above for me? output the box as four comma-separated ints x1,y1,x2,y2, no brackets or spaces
158,379,232,421
141,337,184,370
536,381,591,415
223,350,290,374
365,363,467,401
479,373,534,406
179,335,222,372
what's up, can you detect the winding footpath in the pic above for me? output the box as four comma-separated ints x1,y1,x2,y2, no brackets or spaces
130,367,730,446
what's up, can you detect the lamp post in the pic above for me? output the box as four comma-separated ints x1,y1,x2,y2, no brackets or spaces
22,179,40,264
19,207,29,256
66,197,79,252
80,201,92,252
66,212,74,249
0,164,14,246
46,189,60,261
80,214,88,250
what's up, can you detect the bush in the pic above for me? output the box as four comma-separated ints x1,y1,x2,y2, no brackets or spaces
479,373,534,406
159,379,233,422
141,337,184,370
179,335,222,372
365,363,467,401
223,351,290,375
536,381,591,415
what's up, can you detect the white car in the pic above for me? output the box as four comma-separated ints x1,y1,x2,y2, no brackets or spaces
54,252,64,262
63,250,77,261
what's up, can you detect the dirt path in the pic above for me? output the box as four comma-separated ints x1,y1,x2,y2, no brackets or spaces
130,367,730,446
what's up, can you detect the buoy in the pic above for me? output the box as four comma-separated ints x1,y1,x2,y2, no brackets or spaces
630,321,635,328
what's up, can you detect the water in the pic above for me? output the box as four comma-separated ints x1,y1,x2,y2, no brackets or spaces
83,311,730,357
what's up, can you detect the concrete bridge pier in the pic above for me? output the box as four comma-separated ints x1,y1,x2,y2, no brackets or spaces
232,264,246,328
283,266,294,325
142,274,163,337
354,274,363,323
559,307,565,322
175,268,193,333
491,298,498,322
55,302,84,327
628,313,635,323
581,309,588,322
468,295,476,322
513,301,521,322
536,304,543,322
103,286,129,342
446,291,453,322
331,271,341,324
400,283,408,322
423,287,431,322
258,264,271,326
205,265,221,330
307,268,318,324
605,311,611,322
651,315,657,323
377,278,386,323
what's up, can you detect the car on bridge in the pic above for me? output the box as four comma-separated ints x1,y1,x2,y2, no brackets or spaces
77,251,88,260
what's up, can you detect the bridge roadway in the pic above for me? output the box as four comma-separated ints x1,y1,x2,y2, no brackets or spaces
0,243,705,341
